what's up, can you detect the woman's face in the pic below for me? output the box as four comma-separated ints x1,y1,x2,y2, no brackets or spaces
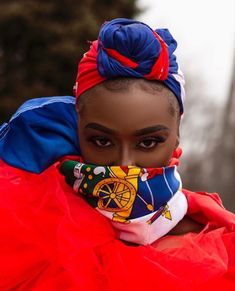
77,82,179,168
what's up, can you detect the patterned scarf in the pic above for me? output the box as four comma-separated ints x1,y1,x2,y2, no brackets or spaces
60,160,188,245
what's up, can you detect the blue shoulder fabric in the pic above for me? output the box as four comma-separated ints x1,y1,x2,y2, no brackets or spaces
0,96,80,173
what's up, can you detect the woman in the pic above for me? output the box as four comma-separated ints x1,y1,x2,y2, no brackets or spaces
0,18,234,290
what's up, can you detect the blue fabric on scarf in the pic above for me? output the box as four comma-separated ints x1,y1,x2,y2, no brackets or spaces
0,96,80,173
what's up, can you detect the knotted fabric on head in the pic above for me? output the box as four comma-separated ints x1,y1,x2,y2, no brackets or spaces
74,18,185,114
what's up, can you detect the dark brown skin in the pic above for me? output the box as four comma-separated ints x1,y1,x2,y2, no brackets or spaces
77,81,179,168
77,80,203,245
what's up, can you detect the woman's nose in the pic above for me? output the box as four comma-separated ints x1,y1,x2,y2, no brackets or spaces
116,147,136,166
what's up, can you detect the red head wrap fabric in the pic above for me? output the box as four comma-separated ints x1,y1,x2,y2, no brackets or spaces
73,41,106,99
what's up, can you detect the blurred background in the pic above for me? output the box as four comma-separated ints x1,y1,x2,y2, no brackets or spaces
0,0,234,211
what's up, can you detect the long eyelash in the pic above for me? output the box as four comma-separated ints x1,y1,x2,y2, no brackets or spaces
87,136,113,147
140,136,166,143
87,136,105,142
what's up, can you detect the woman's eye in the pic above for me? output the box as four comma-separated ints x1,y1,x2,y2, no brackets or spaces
138,138,164,149
91,137,113,147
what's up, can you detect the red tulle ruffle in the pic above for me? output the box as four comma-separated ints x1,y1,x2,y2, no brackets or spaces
0,161,235,290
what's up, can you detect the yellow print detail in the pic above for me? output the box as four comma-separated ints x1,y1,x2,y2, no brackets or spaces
93,166,141,223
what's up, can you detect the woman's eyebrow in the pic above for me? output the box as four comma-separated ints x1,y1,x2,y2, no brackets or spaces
134,125,169,136
85,123,115,134
85,123,169,136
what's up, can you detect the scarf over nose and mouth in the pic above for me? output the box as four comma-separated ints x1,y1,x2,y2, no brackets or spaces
60,160,188,245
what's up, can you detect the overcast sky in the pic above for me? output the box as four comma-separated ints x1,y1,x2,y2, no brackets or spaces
137,0,235,104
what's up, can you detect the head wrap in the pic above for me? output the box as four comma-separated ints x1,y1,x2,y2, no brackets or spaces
74,18,185,114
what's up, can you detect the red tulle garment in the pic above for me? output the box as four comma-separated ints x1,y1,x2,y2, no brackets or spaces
0,160,235,291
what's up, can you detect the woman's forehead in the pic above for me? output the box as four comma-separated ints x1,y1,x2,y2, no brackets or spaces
78,83,178,133
78,79,179,122
79,79,168,108
82,81,168,109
